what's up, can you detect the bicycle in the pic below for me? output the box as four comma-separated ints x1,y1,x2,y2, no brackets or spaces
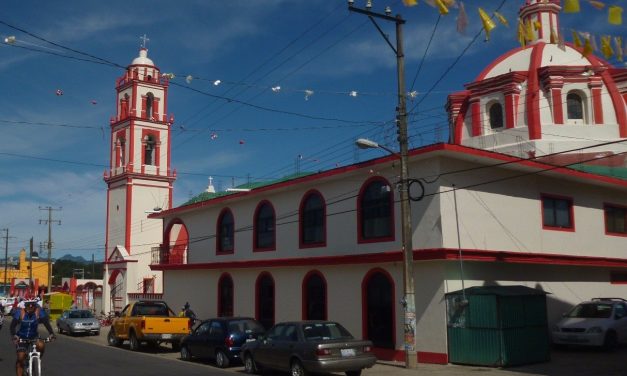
98,311,115,327
18,337,51,376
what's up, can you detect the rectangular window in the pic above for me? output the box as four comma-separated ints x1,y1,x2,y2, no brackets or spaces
605,204,627,236
542,195,574,230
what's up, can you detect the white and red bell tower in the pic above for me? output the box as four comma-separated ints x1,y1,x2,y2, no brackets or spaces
103,45,176,313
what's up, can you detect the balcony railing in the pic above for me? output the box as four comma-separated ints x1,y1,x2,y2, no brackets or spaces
151,246,186,265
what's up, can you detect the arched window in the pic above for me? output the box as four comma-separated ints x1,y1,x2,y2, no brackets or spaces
143,135,155,165
567,92,584,120
300,191,326,247
488,102,504,129
218,273,234,317
146,92,155,120
302,271,326,320
254,201,275,251
217,209,234,254
362,269,395,349
358,178,394,242
256,273,275,330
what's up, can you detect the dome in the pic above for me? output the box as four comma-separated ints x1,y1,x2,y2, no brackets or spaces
131,48,154,66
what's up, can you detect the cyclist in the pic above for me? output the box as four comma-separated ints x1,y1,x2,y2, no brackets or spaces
10,300,55,376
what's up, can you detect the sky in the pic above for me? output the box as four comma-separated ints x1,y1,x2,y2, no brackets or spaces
0,0,622,262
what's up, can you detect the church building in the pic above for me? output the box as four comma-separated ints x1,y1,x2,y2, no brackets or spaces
108,0,626,364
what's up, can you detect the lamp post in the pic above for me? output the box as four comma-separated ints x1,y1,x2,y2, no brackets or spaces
350,2,416,368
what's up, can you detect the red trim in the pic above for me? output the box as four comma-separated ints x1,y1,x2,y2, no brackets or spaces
253,200,276,252
140,129,160,172
418,351,448,364
151,248,627,272
299,189,327,249
540,193,575,232
453,96,470,144
216,208,235,255
361,268,396,348
527,43,545,140
217,272,234,317
551,89,564,124
125,179,132,250
591,87,604,124
301,270,328,320
603,203,627,237
153,143,627,218
586,54,627,137
371,347,404,362
255,272,275,328
505,94,515,129
108,269,121,285
357,176,395,244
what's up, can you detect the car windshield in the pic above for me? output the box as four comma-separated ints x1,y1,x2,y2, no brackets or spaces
228,320,265,334
302,322,354,341
566,303,613,318
69,310,94,319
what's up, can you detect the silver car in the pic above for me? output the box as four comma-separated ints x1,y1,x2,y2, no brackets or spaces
56,309,101,336
241,321,376,376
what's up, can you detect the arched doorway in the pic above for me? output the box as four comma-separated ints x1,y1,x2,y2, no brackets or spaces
362,269,395,349
255,272,274,330
302,271,327,320
108,269,125,313
164,219,189,264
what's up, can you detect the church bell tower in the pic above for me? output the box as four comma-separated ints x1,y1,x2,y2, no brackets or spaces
103,43,176,312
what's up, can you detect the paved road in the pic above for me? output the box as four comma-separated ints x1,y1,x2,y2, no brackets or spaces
4,317,626,375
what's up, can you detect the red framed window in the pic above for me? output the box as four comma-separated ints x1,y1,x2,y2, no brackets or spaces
358,177,394,243
254,201,276,251
217,273,234,317
541,194,574,231
299,190,326,248
216,209,235,254
302,271,327,320
604,204,627,236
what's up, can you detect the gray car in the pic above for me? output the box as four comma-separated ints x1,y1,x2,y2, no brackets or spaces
56,309,101,336
241,320,376,376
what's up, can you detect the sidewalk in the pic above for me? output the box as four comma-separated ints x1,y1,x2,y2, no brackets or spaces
70,327,627,376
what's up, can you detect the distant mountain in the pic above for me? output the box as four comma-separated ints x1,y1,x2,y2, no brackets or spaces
57,254,88,263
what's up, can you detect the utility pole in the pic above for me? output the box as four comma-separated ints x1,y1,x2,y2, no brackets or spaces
348,1,417,369
29,237,34,290
39,206,61,293
2,228,15,296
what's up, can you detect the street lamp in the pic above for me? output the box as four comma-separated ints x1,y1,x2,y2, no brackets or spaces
349,1,416,369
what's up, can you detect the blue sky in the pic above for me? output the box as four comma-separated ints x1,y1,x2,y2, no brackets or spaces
0,0,622,262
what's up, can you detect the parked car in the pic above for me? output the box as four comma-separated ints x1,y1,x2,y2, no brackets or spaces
56,309,101,336
552,298,627,350
180,317,265,368
241,320,376,376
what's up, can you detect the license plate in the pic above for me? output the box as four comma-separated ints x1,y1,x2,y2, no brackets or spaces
161,334,172,339
341,348,356,357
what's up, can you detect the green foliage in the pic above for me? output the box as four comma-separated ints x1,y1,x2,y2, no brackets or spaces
52,259,103,285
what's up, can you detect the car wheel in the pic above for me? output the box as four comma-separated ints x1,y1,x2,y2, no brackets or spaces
107,328,122,346
290,359,308,376
180,345,192,361
129,332,140,351
346,371,362,376
215,350,230,368
603,331,618,351
244,353,258,374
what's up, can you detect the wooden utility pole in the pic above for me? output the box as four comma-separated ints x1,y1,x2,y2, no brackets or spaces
39,206,61,293
1,229,15,295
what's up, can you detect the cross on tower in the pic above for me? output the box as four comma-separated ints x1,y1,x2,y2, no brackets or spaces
140,34,150,49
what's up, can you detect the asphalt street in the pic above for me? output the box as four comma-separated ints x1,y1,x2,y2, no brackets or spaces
2,317,626,376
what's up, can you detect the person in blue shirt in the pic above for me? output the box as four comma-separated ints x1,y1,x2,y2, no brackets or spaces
10,300,55,376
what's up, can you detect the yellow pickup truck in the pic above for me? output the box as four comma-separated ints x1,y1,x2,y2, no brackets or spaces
107,300,191,351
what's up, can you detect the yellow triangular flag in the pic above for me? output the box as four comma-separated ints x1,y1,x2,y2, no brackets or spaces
525,19,535,42
402,0,418,6
582,36,593,57
608,6,623,25
572,30,582,48
615,37,624,61
494,12,509,27
563,0,581,13
587,1,605,10
478,8,496,41
600,35,614,59
435,0,449,15
518,19,527,47
533,20,542,30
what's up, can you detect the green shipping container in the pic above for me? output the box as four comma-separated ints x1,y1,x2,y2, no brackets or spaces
446,285,550,367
